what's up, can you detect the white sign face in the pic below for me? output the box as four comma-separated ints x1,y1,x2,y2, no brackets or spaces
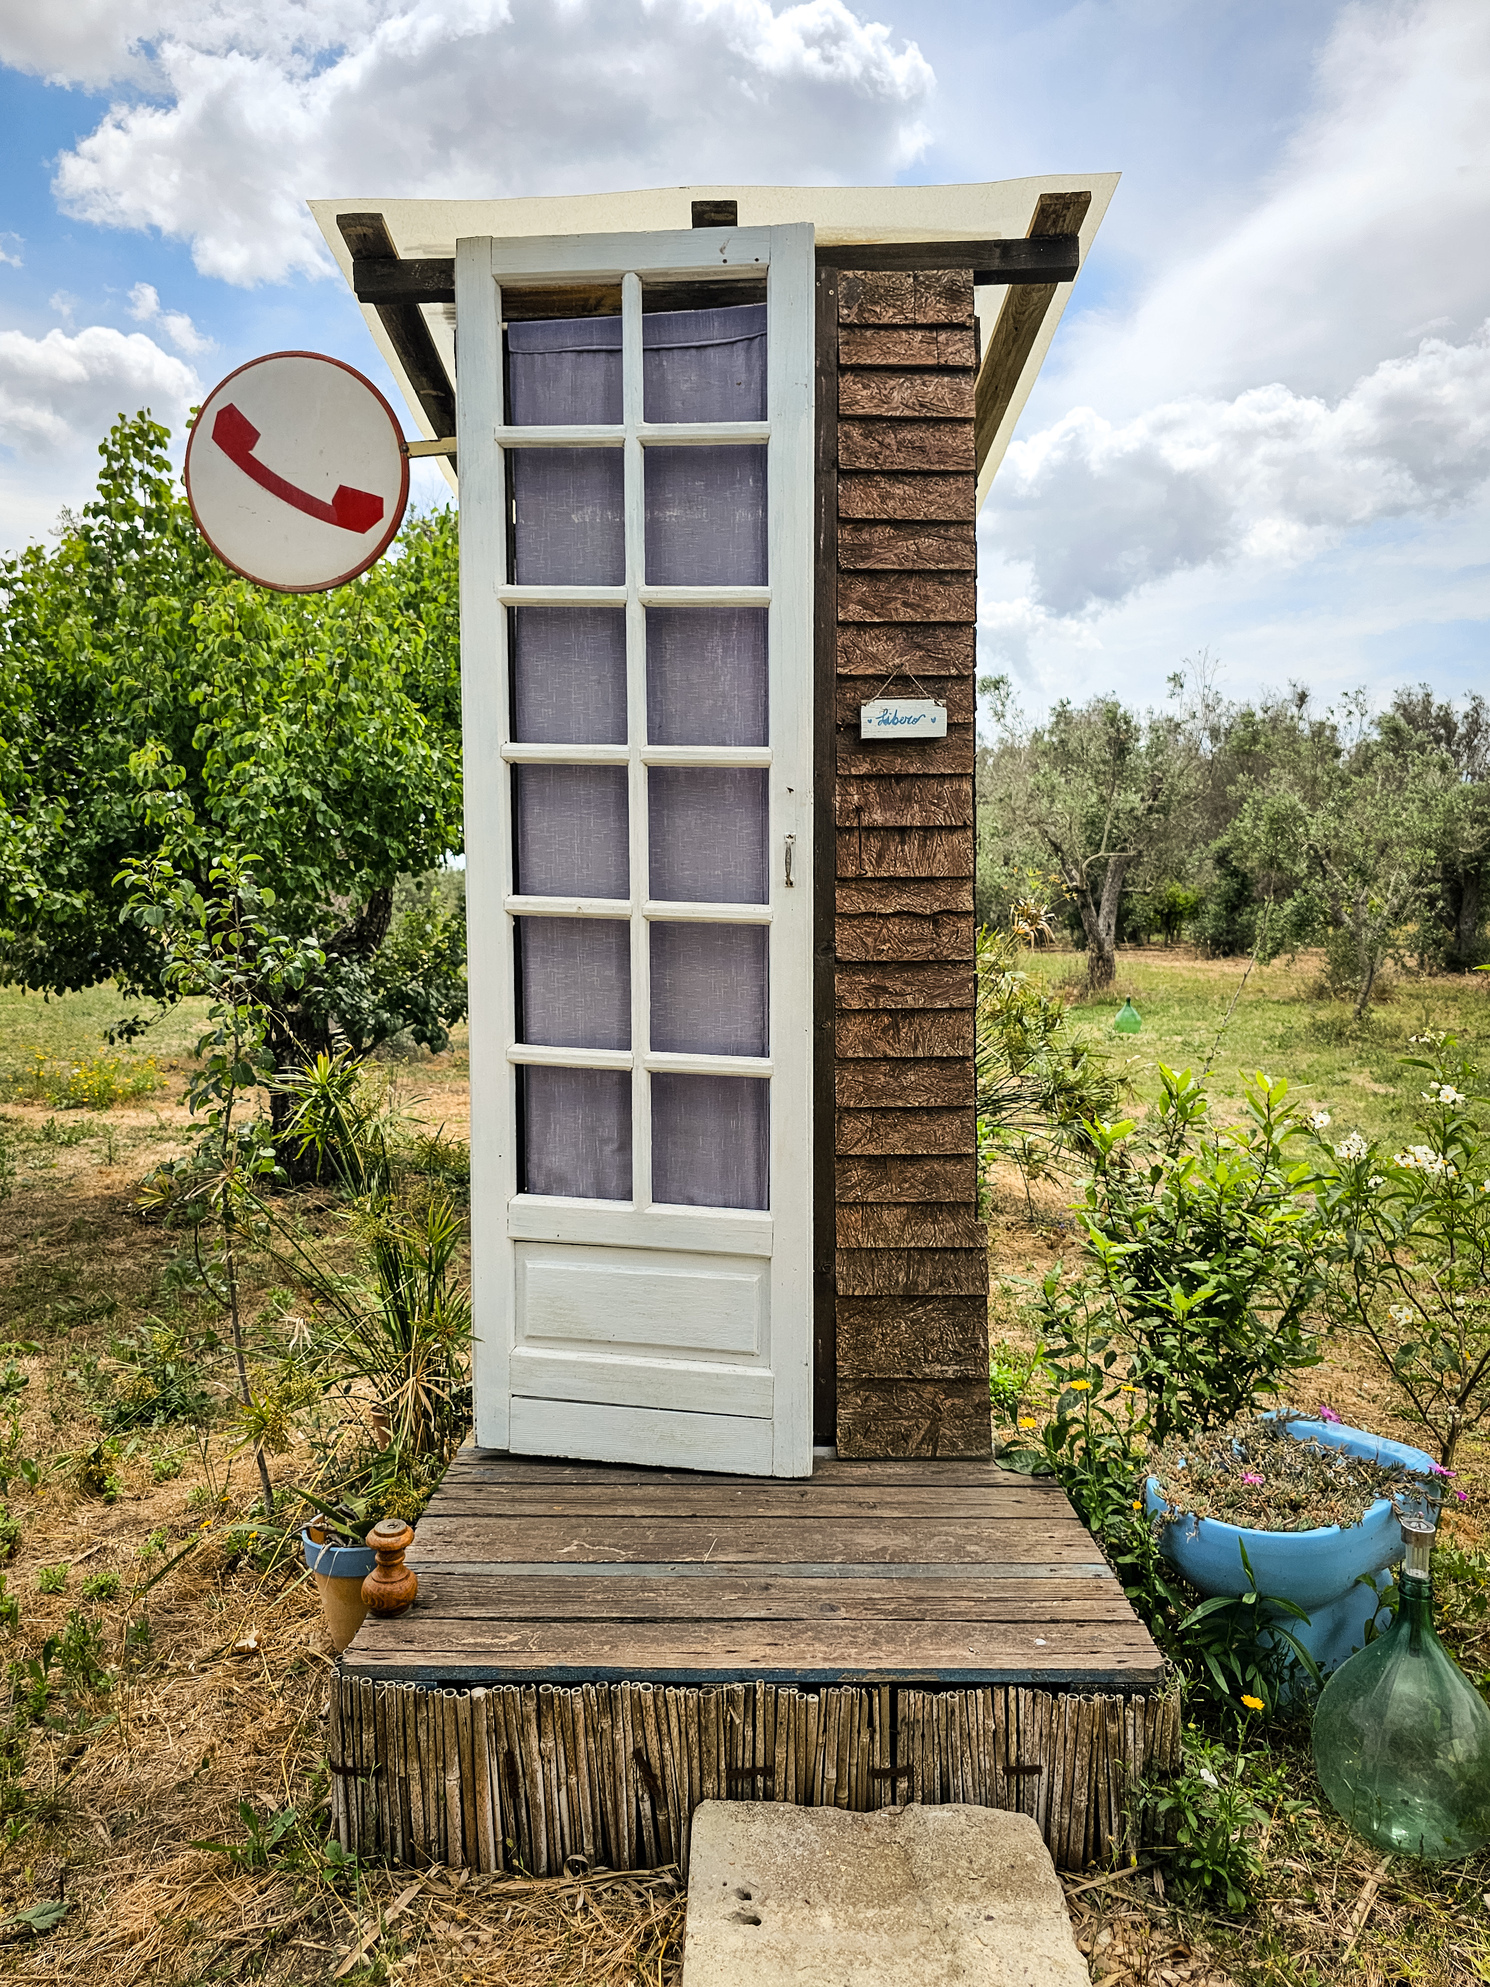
184,352,409,592
860,698,948,740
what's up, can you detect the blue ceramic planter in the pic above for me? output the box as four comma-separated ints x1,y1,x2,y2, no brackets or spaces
303,1528,380,1652
1145,1418,1436,1676
301,1529,378,1581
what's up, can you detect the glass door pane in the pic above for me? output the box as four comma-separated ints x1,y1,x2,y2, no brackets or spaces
506,290,772,1212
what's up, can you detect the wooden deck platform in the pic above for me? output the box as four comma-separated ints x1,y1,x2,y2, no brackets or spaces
341,1448,1163,1691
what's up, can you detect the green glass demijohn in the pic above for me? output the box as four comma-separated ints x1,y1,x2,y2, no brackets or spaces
1312,1509,1490,1860
1113,999,1142,1034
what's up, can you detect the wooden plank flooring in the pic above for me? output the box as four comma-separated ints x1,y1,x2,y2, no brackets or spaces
341,1448,1164,1691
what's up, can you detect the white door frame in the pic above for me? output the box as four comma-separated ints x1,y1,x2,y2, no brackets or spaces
456,223,815,1477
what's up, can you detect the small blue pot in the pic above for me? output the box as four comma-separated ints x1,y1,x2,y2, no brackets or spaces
1145,1418,1435,1677
301,1529,378,1581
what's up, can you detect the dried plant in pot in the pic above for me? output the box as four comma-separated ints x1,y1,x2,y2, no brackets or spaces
1144,1412,1437,1676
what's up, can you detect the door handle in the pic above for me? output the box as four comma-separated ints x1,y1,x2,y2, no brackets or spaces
783,833,795,887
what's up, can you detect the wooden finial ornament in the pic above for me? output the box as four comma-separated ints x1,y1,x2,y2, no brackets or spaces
361,1519,417,1616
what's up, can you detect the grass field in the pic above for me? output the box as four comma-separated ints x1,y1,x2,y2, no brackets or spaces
1025,944,1490,1150
0,966,1486,1984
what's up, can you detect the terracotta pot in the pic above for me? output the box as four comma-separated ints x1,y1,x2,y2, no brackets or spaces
303,1529,378,1652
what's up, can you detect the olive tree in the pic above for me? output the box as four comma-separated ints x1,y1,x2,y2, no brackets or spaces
980,694,1199,989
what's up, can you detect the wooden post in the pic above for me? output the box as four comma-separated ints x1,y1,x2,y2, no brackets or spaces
828,265,990,1458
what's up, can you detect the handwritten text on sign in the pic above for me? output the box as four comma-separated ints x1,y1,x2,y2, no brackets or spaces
859,698,948,740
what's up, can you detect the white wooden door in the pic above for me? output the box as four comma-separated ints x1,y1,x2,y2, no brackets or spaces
457,223,815,1477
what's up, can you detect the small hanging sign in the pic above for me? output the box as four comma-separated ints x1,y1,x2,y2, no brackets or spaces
860,698,947,740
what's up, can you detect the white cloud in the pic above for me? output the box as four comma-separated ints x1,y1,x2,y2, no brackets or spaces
32,0,933,286
985,321,1490,618
0,324,200,457
0,236,21,270
127,279,215,354
1040,0,1490,420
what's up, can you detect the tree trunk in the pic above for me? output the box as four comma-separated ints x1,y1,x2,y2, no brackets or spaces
1453,866,1482,967
1085,854,1131,990
1352,902,1377,1021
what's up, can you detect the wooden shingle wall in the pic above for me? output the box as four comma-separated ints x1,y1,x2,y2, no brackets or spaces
828,268,990,1458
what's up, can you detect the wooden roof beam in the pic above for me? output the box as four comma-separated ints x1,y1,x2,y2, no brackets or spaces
974,191,1092,479
350,235,1081,309
337,212,456,440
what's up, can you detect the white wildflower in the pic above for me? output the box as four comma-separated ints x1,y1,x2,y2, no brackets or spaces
1395,1145,1451,1176
1368,1175,1384,1189
1335,1132,1368,1161
1310,1109,1332,1131
1389,1304,1415,1328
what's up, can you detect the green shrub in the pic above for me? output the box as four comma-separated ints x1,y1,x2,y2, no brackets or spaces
80,1573,120,1602
102,1319,217,1430
56,1610,110,1693
975,928,1120,1190
35,1565,68,1595
1312,1033,1490,1470
1023,1067,1331,1713
1038,1067,1323,1448
0,1507,19,1562
1149,1725,1306,1913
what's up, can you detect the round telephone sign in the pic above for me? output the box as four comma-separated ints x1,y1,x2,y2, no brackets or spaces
184,351,410,592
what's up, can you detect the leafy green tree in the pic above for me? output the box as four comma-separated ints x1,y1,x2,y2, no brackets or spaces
1232,729,1448,1016
980,695,1199,989
1383,685,1490,968
0,413,465,1117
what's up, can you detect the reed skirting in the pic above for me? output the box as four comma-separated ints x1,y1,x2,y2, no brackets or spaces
328,1675,1181,1876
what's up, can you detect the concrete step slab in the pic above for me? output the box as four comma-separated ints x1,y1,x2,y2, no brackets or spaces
683,1800,1090,1986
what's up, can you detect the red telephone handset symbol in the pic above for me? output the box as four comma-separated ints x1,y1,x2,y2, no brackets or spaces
211,403,385,534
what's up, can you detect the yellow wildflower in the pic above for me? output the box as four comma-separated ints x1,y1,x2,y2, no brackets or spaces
1018,1417,1037,1429
1131,1500,1142,1511
1240,1694,1264,1712
1069,1379,1091,1392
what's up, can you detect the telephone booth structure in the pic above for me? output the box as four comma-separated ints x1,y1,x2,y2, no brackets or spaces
314,178,1176,1875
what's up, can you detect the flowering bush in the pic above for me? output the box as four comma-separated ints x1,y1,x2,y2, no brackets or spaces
1313,1033,1490,1469
1036,1065,1325,1450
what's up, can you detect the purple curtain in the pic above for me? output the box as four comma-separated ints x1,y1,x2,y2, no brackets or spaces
510,302,770,1208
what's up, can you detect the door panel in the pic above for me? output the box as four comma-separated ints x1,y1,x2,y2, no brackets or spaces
515,1244,767,1355
508,1398,776,1477
458,223,814,1476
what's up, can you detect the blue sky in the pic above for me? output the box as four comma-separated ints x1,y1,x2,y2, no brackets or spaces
1,0,1485,724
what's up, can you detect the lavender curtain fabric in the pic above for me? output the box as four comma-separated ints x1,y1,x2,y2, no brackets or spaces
644,446,766,586
511,302,770,1208
646,607,767,747
514,608,626,744
523,1067,632,1200
518,918,630,1049
509,316,622,425
649,769,768,903
650,923,767,1056
642,304,765,423
514,765,628,899
651,1075,769,1210
512,450,624,584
